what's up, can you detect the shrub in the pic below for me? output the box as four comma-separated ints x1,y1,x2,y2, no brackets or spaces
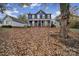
2,25,12,28
51,24,56,27
26,26,31,28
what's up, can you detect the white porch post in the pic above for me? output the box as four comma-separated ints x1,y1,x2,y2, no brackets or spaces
27,21,29,26
44,21,45,26
38,21,39,26
41,21,42,27
37,21,39,27
50,21,51,27
45,20,47,26
32,21,34,26
37,21,38,26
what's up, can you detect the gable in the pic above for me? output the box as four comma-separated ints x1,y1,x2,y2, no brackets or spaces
2,16,13,25
2,15,27,24
5,16,13,21
36,10,46,15
3,15,13,22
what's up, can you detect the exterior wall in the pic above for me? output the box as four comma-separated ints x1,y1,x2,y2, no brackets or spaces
55,14,79,28
11,21,26,27
69,15,79,22
55,21,60,28
27,20,51,27
27,10,52,27
28,14,51,19
2,10,52,27
3,16,12,25
0,24,2,27
3,16,26,27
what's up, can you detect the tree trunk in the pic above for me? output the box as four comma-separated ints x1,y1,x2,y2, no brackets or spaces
60,17,69,39
60,3,70,39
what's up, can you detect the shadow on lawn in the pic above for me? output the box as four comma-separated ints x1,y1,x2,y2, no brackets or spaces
60,36,79,49
49,32,79,49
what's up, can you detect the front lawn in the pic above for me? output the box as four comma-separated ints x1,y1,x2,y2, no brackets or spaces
70,28,79,33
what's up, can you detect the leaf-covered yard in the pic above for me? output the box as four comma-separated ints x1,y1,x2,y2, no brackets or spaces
0,27,79,56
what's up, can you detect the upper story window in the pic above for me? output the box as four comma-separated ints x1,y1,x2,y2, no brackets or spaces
37,15,40,19
42,15,45,19
32,15,35,19
47,15,50,19
34,15,37,19
40,15,42,19
28,15,32,19
27,10,51,19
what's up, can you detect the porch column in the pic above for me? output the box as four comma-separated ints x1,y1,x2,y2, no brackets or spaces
33,21,35,26
31,15,33,19
45,20,47,26
41,20,42,27
44,21,45,26
27,21,29,26
32,21,34,26
50,21,51,27
37,21,39,27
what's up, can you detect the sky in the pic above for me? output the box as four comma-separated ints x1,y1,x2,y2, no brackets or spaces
0,3,79,20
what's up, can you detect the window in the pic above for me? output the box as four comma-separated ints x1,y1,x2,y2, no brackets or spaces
6,21,8,24
6,19,12,25
35,15,37,19
42,15,45,19
28,15,32,19
40,15,42,19
47,15,50,19
32,15,35,19
37,15,40,19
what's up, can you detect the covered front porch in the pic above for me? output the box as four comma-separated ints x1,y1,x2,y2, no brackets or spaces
28,20,52,27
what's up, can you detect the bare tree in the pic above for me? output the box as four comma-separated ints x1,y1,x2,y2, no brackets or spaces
0,3,7,13
60,3,70,39
18,14,28,23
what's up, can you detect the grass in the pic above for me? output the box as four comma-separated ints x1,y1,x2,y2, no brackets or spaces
0,28,11,32
70,28,79,33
